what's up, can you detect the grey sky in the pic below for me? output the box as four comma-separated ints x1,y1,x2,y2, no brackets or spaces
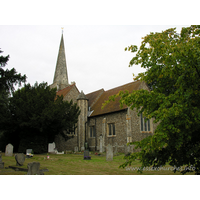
0,25,190,94
0,0,197,196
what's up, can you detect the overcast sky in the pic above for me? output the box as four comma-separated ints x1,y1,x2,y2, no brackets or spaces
0,25,190,94
1,0,197,196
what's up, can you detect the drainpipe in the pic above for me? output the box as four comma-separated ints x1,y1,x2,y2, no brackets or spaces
85,121,87,144
95,118,97,151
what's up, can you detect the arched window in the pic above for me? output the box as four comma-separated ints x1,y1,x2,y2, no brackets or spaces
140,113,150,131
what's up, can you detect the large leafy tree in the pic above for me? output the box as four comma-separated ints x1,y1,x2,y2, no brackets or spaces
107,25,200,174
0,49,26,150
0,49,26,94
2,82,80,153
0,49,26,124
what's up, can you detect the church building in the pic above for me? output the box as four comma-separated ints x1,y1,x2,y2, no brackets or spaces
50,33,156,153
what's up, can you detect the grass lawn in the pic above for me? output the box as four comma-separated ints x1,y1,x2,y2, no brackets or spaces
0,152,194,175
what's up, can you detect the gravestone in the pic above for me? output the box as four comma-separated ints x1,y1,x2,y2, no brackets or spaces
85,142,88,150
26,149,32,154
114,143,118,155
106,144,113,161
48,142,55,153
74,146,78,152
83,150,91,160
27,162,40,175
81,147,85,151
99,135,103,153
15,153,25,166
124,144,130,155
124,144,134,155
26,149,33,158
0,154,4,169
5,143,13,156
57,151,64,154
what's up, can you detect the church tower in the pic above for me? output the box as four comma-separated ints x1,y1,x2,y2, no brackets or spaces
50,31,69,91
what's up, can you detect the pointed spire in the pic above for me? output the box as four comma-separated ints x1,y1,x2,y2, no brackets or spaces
53,30,69,88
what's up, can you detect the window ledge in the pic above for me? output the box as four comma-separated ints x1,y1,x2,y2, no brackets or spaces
140,131,152,134
66,134,77,136
107,135,116,137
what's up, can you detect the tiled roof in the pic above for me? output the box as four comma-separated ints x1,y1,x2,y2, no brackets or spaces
86,89,104,108
89,81,142,117
56,83,76,97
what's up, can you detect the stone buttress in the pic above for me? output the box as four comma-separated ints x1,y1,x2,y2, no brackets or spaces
77,91,88,151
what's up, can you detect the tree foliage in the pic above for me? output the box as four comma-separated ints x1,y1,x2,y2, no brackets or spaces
106,25,200,174
1,82,80,153
0,49,27,150
0,49,26,94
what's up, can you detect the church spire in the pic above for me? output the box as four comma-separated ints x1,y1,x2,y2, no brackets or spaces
53,30,69,89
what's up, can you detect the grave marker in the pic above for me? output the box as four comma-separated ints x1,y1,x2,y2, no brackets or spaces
0,154,4,169
84,150,91,160
5,143,13,157
26,149,33,158
15,153,25,166
124,144,134,155
106,144,113,161
99,135,103,153
48,142,56,153
74,146,78,152
114,143,118,155
27,162,41,175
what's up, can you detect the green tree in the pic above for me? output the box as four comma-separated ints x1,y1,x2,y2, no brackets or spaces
0,49,26,94
3,82,80,153
105,25,200,174
0,49,26,151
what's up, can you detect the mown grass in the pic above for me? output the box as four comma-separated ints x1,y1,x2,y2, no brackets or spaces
0,152,194,175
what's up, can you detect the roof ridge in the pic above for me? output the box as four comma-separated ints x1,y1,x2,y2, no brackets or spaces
86,88,104,96
57,83,74,92
104,80,140,93
89,80,142,117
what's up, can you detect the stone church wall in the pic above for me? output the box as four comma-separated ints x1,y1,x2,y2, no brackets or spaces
54,133,78,152
87,110,127,152
63,85,79,103
87,107,157,153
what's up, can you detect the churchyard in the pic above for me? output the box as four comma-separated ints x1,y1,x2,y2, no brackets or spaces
0,151,194,175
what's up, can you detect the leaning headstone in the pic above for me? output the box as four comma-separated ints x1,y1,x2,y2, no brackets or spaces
0,154,4,169
106,144,113,161
27,162,40,175
5,143,13,156
15,153,25,166
84,150,91,160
